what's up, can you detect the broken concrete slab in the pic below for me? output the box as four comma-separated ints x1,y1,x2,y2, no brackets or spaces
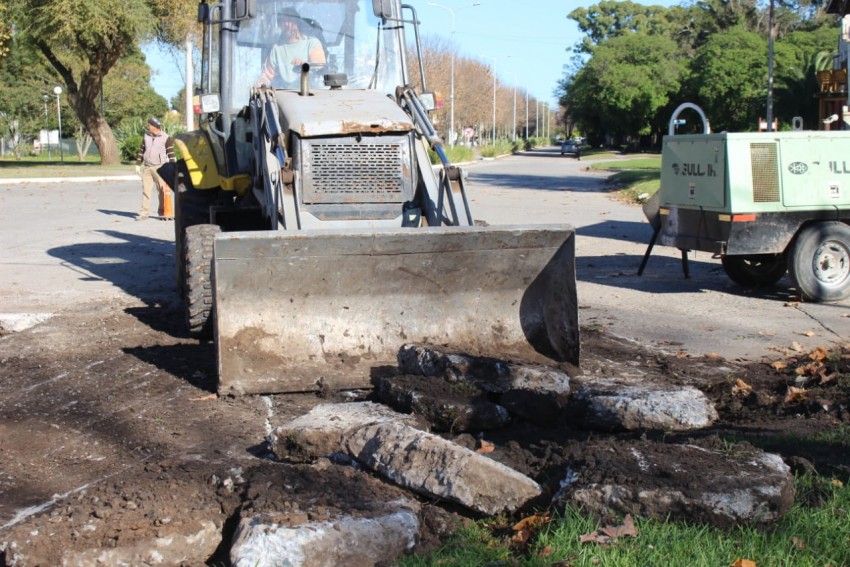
229,498,420,567
271,401,422,462
374,374,511,432
570,381,718,431
556,441,794,528
273,402,542,515
0,313,52,334
5,521,221,567
343,420,542,515
398,344,571,395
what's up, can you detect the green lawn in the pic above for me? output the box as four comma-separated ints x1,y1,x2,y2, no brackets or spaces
588,155,662,203
0,158,132,179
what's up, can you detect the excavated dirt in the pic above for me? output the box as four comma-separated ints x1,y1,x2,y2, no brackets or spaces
1,299,849,564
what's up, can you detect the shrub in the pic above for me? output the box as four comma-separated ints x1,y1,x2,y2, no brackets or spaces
114,115,187,162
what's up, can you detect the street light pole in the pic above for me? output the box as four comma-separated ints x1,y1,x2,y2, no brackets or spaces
53,86,64,162
525,91,529,141
428,2,479,146
535,101,539,138
511,73,517,142
42,94,50,159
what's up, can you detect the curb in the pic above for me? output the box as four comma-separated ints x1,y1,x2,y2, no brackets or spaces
0,175,138,185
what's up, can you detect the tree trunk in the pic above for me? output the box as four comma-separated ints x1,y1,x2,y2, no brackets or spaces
72,95,119,165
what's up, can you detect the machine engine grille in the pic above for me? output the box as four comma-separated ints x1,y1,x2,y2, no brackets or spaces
749,143,780,203
300,135,413,204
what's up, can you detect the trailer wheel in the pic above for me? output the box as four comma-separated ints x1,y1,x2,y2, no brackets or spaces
184,224,220,338
788,221,850,302
721,254,786,288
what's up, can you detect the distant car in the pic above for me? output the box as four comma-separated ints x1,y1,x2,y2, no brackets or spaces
560,141,577,155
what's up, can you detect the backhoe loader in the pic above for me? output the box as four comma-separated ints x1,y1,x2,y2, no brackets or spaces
173,0,580,395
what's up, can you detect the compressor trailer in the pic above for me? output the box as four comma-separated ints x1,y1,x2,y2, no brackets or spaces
643,111,850,302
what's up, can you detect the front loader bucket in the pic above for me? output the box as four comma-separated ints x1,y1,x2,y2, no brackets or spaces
214,225,578,395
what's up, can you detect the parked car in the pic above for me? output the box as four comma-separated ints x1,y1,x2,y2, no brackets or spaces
560,140,577,155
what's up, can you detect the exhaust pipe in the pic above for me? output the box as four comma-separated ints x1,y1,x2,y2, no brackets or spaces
300,63,310,96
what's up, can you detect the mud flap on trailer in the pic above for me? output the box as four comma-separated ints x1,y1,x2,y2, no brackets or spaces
213,225,578,395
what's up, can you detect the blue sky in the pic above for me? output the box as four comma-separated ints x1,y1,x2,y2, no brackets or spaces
146,0,678,108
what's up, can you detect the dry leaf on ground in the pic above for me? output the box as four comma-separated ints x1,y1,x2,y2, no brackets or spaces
600,514,638,538
784,386,808,404
580,515,638,545
189,394,217,401
476,439,495,454
732,378,753,397
511,513,549,544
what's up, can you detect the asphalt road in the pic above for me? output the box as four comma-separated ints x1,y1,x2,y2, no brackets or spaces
1,148,849,361
466,147,850,362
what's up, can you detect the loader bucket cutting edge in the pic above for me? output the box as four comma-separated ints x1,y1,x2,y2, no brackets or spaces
213,225,578,395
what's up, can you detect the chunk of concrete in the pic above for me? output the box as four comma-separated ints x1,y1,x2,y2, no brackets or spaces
2,521,221,566
273,402,541,515
271,401,421,462
557,442,794,528
0,313,52,334
230,499,419,567
374,374,511,432
571,381,718,431
343,420,542,515
398,344,571,395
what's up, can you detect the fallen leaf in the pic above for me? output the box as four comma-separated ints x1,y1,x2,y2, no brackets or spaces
600,515,638,538
512,513,550,543
808,347,828,362
579,532,610,544
784,301,800,308
820,372,837,386
190,394,217,401
770,360,788,371
784,386,808,404
732,378,753,396
537,546,552,558
476,439,496,454
832,479,844,488
790,341,804,352
802,331,816,337
791,536,805,550
731,560,757,567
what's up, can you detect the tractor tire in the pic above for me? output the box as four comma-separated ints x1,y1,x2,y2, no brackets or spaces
173,160,216,295
183,224,220,339
787,221,850,302
721,254,786,289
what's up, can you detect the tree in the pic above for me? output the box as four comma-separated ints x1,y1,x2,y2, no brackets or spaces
773,26,837,128
689,28,768,131
561,32,685,147
5,0,197,165
568,0,685,54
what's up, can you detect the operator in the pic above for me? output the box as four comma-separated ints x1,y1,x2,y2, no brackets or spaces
134,117,176,221
258,8,326,88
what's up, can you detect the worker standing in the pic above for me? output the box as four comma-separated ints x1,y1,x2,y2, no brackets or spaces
135,118,176,221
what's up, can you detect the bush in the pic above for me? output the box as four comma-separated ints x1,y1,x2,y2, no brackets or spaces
114,115,187,162
428,145,474,164
479,139,515,158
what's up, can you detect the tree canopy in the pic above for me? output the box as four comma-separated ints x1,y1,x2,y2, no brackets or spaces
2,0,197,163
558,0,841,146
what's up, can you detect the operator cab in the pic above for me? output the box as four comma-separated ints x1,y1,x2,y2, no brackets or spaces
220,0,405,111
